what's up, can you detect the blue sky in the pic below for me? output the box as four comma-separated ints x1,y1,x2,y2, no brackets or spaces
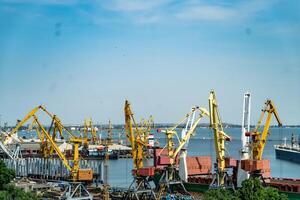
0,0,299,125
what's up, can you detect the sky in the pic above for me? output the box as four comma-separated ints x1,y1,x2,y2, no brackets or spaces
0,0,299,126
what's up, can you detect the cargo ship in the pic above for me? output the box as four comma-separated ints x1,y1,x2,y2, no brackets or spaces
275,134,300,163
153,148,300,200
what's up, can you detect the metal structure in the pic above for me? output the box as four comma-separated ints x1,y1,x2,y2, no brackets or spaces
157,106,209,197
237,92,251,187
241,99,282,182
3,105,93,182
106,120,113,145
124,100,157,200
60,182,93,200
250,99,282,160
2,158,102,182
208,90,232,188
83,118,98,148
0,130,22,159
102,146,110,200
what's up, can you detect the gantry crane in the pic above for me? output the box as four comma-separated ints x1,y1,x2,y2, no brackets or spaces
242,99,282,180
139,116,154,145
237,92,251,187
4,105,93,182
7,105,76,158
83,118,98,148
208,90,233,188
157,106,209,197
107,120,113,145
33,118,92,181
0,130,22,160
124,100,157,200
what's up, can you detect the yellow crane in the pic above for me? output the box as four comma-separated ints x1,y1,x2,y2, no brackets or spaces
83,118,98,148
250,100,282,160
157,106,209,197
5,105,93,181
139,116,154,145
124,100,156,200
107,120,113,145
241,99,282,180
33,118,92,181
208,90,232,188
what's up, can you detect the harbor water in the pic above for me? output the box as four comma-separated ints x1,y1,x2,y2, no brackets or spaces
107,127,300,187
18,127,300,188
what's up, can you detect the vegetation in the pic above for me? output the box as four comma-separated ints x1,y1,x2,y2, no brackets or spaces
203,178,288,200
0,160,40,200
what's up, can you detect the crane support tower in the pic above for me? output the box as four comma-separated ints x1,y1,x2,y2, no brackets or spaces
3,105,93,182
124,100,157,200
241,99,282,182
157,106,209,198
208,90,234,189
237,92,251,187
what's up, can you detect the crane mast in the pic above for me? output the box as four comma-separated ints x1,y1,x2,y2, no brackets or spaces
124,100,157,200
251,99,282,160
237,92,251,187
107,119,113,145
83,118,98,148
240,99,282,182
157,106,209,198
241,92,251,159
3,105,93,181
208,90,232,188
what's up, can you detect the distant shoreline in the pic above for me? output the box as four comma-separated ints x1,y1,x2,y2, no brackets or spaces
2,123,300,131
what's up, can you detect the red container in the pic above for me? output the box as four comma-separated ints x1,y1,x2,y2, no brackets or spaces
154,148,179,167
134,167,155,177
252,160,263,170
241,159,252,171
159,156,171,165
225,157,237,168
185,156,212,175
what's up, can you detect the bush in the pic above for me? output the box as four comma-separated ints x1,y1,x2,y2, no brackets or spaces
203,178,288,200
0,161,40,200
0,161,15,189
203,189,238,200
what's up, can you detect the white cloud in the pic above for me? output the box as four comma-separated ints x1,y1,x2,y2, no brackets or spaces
101,0,169,12
175,0,278,22
0,0,78,5
0,0,281,25
175,5,235,21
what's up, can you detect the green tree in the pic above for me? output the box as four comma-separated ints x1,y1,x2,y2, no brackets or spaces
237,178,288,200
203,189,238,200
0,161,40,200
0,161,15,189
203,178,288,200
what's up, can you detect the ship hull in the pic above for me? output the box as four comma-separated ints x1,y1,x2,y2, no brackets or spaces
275,147,300,163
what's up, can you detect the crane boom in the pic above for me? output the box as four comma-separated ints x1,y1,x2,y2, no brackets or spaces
209,91,230,173
251,100,282,160
163,106,209,162
4,106,42,145
208,90,232,188
124,100,149,171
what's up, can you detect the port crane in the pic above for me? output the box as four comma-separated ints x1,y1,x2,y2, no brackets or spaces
157,106,209,197
208,90,233,188
3,105,93,182
0,130,22,160
83,118,98,148
124,100,157,200
237,92,251,187
6,105,76,158
242,99,282,180
250,99,282,160
106,119,113,145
